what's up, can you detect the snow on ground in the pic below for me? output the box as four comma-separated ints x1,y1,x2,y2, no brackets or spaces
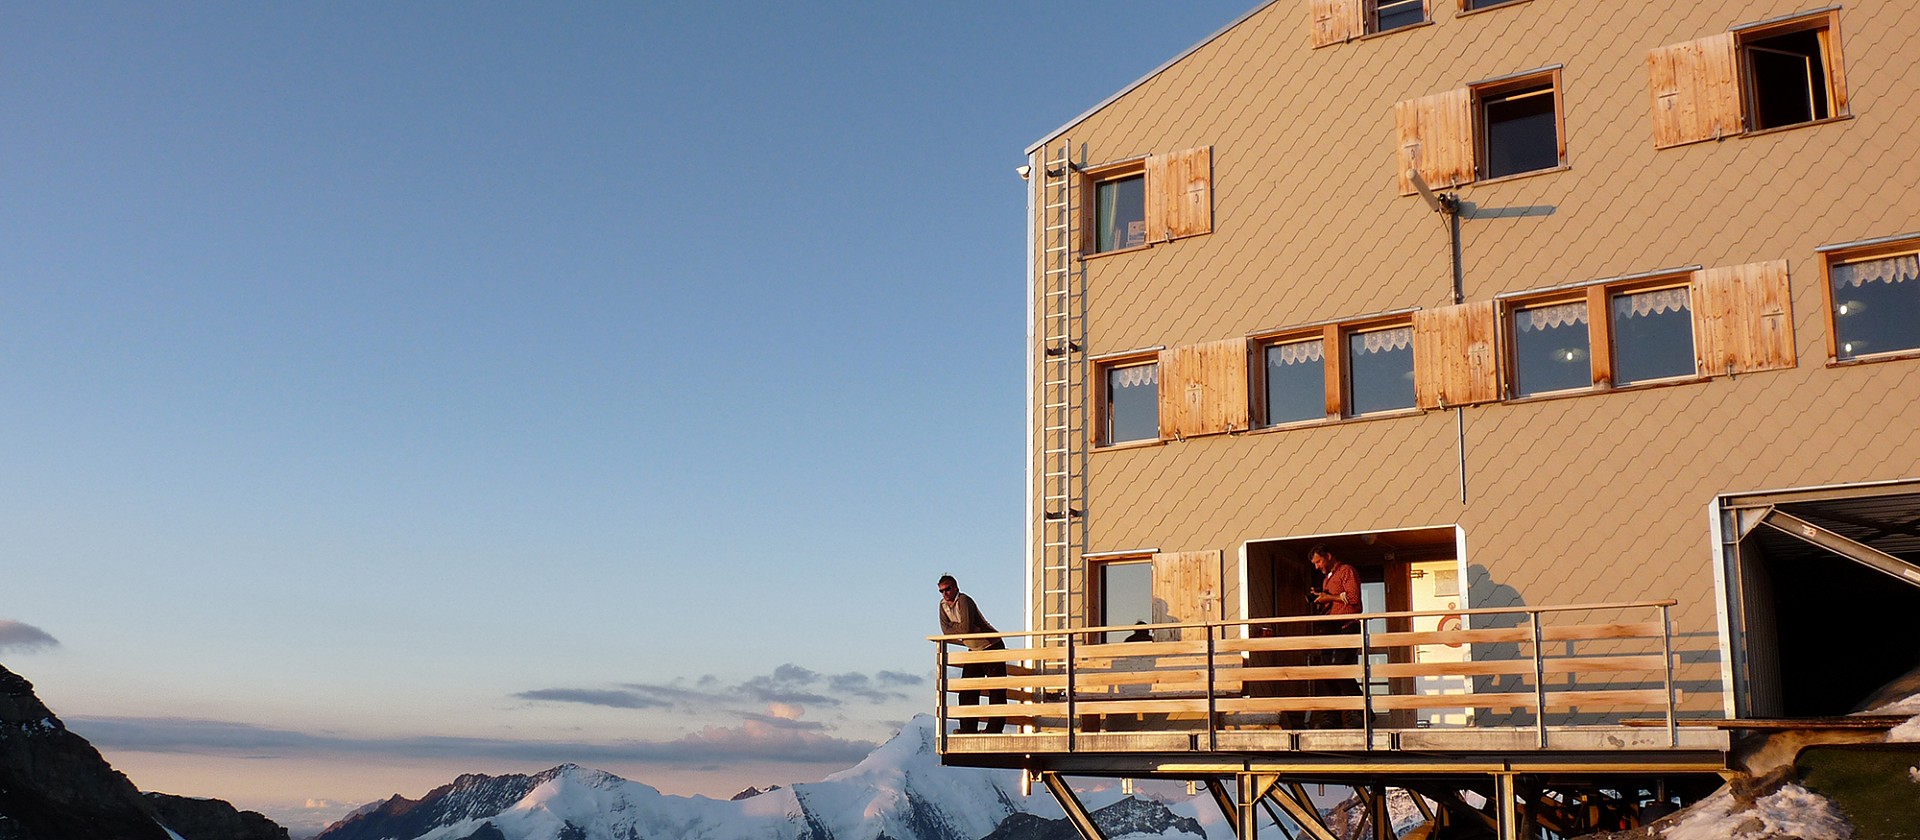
1661,783,1850,840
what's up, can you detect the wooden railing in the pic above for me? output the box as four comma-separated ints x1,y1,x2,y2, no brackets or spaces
931,600,1680,752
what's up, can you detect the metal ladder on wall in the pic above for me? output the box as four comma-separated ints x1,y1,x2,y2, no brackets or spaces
1037,138,1085,642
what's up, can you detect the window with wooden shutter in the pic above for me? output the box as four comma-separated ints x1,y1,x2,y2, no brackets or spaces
1157,337,1250,439
1396,89,1473,195
1691,259,1796,376
1310,0,1364,48
1151,550,1222,642
1144,146,1213,242
1648,11,1849,148
1647,34,1741,148
1414,301,1501,409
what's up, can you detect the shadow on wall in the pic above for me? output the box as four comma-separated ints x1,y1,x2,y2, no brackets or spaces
1466,563,1534,726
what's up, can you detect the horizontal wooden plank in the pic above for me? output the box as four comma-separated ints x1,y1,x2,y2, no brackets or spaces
1239,664,1364,681
1213,696,1367,713
1214,634,1363,654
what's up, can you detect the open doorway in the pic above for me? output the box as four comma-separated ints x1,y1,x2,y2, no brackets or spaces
1244,526,1463,726
1718,482,1920,718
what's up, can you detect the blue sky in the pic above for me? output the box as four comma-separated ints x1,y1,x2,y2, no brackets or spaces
0,1,1255,833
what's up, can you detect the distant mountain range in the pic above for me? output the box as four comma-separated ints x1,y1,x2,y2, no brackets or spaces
312,715,1219,840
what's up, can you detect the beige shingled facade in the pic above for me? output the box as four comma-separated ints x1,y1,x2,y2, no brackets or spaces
1023,0,1920,718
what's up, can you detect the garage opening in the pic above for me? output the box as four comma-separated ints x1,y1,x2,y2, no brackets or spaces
1719,482,1920,718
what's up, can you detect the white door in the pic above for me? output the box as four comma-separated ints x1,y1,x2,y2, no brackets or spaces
1408,560,1472,726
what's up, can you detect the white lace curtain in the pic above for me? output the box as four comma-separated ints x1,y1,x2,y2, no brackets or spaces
1517,301,1588,332
1614,287,1691,319
1355,326,1412,355
1111,363,1157,389
1833,253,1920,287
1267,339,1324,366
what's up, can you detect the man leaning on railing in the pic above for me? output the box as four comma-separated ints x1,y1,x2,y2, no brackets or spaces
937,574,1006,734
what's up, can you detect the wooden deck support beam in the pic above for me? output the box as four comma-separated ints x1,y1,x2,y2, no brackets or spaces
1267,783,1340,840
1040,773,1107,840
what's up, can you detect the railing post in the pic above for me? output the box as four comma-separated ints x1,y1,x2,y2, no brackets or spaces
936,640,949,754
1205,623,1218,752
1530,610,1547,749
1360,616,1375,748
1065,630,1077,752
1661,603,1677,747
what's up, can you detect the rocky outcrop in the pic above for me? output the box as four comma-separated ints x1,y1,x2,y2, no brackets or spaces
0,663,287,840
0,664,171,840
145,793,288,840
979,796,1205,840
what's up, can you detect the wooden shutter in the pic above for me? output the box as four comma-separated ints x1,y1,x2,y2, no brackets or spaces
1152,550,1222,641
1145,146,1213,241
1691,259,1797,376
1414,301,1502,409
1647,33,1741,149
1396,89,1474,195
1310,0,1364,48
1157,338,1250,439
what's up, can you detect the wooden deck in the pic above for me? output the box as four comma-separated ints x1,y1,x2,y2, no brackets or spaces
932,600,1732,775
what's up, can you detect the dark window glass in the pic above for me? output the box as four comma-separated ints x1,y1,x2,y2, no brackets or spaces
1746,29,1829,130
1098,561,1152,643
1512,301,1591,396
1264,339,1326,425
1611,287,1696,384
1104,362,1158,443
1346,326,1415,415
1482,83,1558,179
1372,0,1424,32
1094,175,1146,253
1465,0,1522,9
1832,253,1920,360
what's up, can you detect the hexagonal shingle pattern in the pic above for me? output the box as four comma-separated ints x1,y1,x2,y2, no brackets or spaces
1021,0,1920,714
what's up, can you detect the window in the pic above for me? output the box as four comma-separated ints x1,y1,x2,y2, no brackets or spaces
1077,147,1213,257
1462,0,1526,10
1097,357,1159,446
1609,285,1696,384
1647,10,1848,149
1261,336,1327,426
1370,0,1425,34
1091,558,1152,644
1508,299,1590,397
1093,173,1146,253
1477,73,1563,180
1825,240,1920,363
1396,68,1564,194
1311,0,1427,46
1346,323,1416,415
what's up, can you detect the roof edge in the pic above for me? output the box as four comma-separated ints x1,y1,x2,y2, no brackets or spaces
1025,0,1281,155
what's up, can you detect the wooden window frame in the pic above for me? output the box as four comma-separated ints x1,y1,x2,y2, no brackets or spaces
1471,68,1566,184
1501,292,1597,399
1458,0,1530,14
1601,275,1702,388
1821,235,1920,367
1339,316,1420,419
1252,330,1337,428
1078,158,1150,258
1091,351,1162,450
1734,9,1849,135
1366,0,1428,36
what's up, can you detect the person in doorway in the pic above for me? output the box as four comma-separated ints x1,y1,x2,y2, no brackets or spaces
1308,544,1366,728
937,574,1007,734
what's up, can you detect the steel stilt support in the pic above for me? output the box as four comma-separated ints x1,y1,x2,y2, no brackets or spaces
1040,773,1108,840
1495,773,1522,840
